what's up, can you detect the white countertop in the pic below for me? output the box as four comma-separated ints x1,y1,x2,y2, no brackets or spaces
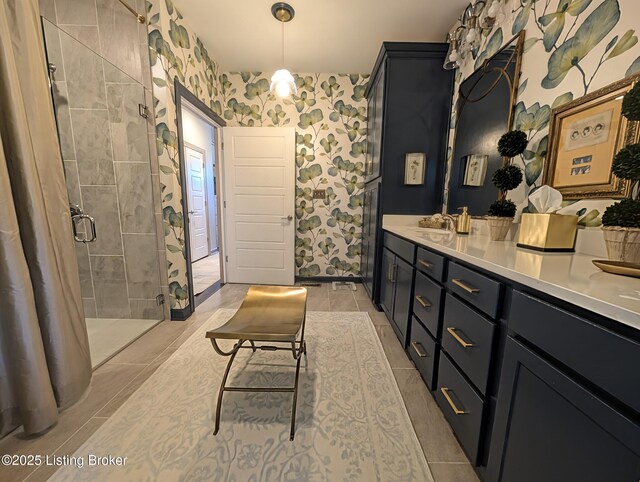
383,217,640,331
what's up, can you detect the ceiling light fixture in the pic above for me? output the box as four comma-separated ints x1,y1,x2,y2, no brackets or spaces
270,2,297,98
443,0,504,70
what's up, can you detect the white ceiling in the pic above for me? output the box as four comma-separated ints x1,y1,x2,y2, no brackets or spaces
173,0,469,74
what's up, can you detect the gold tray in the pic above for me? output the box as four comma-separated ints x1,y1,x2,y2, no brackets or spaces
592,260,640,278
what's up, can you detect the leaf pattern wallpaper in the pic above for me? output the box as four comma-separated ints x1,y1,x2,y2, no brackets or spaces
146,0,367,308
147,0,224,309
445,0,640,212
221,73,369,278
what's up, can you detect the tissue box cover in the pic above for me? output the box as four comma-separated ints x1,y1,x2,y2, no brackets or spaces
517,213,578,252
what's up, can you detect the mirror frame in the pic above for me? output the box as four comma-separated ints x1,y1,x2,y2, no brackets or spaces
448,31,525,213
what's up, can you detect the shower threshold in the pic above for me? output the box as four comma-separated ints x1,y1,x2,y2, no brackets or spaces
85,318,162,369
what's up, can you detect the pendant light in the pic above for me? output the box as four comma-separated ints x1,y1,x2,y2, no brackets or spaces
270,3,297,98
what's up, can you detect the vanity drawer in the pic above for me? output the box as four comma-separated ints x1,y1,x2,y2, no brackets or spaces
447,262,501,319
436,352,485,465
409,317,438,390
413,270,443,338
510,291,640,414
416,247,446,282
383,232,415,264
442,294,495,395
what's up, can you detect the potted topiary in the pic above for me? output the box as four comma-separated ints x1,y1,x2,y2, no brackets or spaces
601,82,640,263
486,130,527,241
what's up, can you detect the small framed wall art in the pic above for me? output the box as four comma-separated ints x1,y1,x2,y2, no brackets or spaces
542,74,640,199
462,154,488,186
404,152,426,185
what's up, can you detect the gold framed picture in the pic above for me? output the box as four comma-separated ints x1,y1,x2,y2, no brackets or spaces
404,153,426,185
542,74,640,199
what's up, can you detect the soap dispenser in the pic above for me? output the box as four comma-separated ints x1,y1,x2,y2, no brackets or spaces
456,207,471,235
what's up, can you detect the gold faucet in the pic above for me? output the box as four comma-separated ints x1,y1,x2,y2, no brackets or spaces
441,214,457,232
442,207,471,235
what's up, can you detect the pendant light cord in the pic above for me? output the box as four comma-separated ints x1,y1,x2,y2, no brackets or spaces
281,20,285,68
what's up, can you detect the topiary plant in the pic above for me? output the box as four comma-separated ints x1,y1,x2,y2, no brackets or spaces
603,82,640,228
488,199,517,217
498,130,528,158
621,82,640,121
492,164,524,192
602,199,640,228
612,143,640,181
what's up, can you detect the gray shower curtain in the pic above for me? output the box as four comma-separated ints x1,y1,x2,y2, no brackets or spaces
0,0,91,437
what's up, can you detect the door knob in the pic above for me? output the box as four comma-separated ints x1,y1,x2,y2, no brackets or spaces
282,215,293,221
188,210,195,215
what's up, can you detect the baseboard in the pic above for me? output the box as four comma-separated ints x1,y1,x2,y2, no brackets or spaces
195,280,222,307
170,305,193,321
295,276,362,283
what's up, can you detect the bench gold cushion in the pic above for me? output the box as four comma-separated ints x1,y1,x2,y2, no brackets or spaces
205,286,308,342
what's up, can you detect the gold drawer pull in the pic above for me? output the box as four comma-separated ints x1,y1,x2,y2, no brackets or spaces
451,278,479,294
440,388,468,415
447,327,475,348
418,259,433,269
415,295,431,308
411,341,428,358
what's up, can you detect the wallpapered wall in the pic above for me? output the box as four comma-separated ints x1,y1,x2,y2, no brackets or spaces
445,0,640,218
221,72,369,278
148,0,223,309
147,0,368,309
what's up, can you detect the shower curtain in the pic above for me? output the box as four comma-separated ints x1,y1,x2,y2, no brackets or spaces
0,0,91,437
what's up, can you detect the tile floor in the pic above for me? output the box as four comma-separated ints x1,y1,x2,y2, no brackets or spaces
191,253,221,295
85,318,161,368
0,282,479,482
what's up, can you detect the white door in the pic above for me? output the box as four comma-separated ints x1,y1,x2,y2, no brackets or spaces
222,127,295,285
186,146,209,262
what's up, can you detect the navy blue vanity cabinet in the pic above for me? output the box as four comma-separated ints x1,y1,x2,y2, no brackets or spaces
409,245,446,390
435,262,502,467
486,291,640,482
379,248,396,319
382,230,640,480
380,234,416,347
409,316,439,390
360,42,453,303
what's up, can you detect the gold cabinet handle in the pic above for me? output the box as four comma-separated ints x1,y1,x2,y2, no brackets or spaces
415,295,431,308
451,278,479,294
440,387,468,415
411,341,428,358
447,327,475,348
418,259,433,269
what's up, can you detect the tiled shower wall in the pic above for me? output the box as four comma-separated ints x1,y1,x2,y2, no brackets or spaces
40,0,169,320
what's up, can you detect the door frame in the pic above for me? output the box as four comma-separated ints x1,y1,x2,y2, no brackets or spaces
175,80,226,317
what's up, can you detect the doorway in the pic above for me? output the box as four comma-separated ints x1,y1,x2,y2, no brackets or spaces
175,82,225,309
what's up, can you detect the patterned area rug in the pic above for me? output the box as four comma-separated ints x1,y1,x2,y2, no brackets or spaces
51,310,433,481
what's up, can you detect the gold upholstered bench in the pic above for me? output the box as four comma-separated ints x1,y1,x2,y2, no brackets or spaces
205,286,308,441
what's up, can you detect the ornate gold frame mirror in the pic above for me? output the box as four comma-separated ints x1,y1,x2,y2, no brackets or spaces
542,74,640,199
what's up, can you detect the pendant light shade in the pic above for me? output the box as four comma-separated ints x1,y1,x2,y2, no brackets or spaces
271,69,297,98
270,3,296,98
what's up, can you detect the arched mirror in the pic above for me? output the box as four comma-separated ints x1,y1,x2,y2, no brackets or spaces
447,32,524,215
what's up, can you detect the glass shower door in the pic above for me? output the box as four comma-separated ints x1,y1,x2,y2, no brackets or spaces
42,18,164,367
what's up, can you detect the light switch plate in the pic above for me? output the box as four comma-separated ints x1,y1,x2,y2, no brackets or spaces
313,189,326,199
